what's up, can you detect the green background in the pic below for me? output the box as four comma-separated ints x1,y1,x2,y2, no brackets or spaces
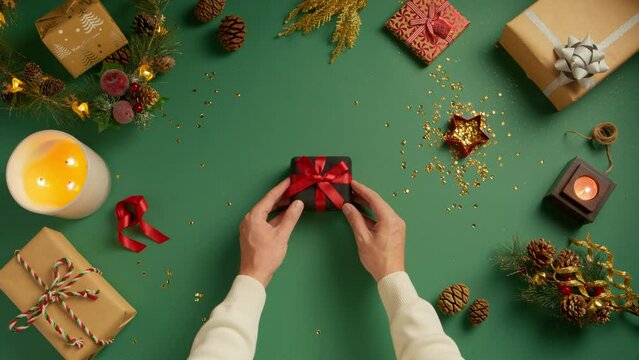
1,0,638,359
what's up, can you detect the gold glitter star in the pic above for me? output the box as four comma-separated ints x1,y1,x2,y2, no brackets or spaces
443,115,489,157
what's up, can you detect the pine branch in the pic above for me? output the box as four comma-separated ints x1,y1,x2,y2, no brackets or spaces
492,236,529,273
521,282,562,312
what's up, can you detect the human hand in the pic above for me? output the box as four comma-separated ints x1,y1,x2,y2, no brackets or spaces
342,180,406,282
239,178,304,287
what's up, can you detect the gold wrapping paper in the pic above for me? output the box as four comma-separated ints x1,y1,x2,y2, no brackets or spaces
35,0,128,78
0,228,136,360
499,0,639,110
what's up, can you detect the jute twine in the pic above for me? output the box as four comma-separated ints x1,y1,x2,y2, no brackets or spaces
567,122,618,174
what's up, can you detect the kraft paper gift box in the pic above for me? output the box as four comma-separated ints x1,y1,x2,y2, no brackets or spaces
386,0,469,64
36,0,128,78
0,228,136,360
499,0,639,110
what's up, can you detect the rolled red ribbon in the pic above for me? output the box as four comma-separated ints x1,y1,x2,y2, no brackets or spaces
285,156,352,211
115,195,169,253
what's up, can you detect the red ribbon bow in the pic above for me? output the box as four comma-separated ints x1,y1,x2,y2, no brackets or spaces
406,0,453,45
285,157,352,211
115,195,169,253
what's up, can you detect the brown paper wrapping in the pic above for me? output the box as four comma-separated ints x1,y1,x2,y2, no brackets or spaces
35,0,128,78
0,228,136,360
499,0,639,110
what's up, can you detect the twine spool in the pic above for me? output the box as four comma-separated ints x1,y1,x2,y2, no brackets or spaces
567,122,617,174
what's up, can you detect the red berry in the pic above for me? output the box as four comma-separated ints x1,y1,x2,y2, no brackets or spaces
133,103,144,113
594,287,604,296
518,267,526,275
558,285,571,296
130,83,140,92
566,277,573,281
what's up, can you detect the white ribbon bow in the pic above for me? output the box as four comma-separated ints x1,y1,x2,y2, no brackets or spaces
553,35,609,89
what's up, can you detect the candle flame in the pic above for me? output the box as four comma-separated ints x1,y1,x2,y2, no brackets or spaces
7,77,24,93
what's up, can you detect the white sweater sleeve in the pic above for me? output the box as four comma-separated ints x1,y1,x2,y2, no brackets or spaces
378,272,463,360
188,275,266,360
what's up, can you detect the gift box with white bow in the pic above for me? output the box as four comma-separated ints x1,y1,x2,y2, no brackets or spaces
499,0,639,110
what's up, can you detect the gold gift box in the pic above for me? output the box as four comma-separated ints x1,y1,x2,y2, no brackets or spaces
0,228,136,360
499,0,639,110
36,0,128,78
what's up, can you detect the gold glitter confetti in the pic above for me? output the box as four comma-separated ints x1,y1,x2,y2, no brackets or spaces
226,201,232,207
507,133,512,137
194,292,205,302
176,138,181,144
201,316,208,322
204,100,211,106
498,92,503,97
384,122,390,128
199,113,205,118
400,150,405,155
406,104,412,110
136,260,142,266
189,220,195,225
401,140,407,146
515,152,520,157
471,224,477,229
353,100,359,105
446,57,451,62
403,188,410,194
192,88,197,92
161,283,167,289
176,123,181,129
400,161,407,169
513,185,519,191
199,163,205,168
392,192,397,197
141,271,147,277
428,90,433,95
539,160,544,165
167,268,173,277
214,89,220,94
115,174,121,180
196,124,202,128
132,338,138,345
235,92,241,97
473,204,478,208
316,329,321,335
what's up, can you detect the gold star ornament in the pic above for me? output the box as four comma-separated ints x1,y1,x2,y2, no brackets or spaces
443,115,489,157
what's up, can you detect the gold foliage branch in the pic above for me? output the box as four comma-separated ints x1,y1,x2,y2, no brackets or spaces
278,0,368,64
0,0,16,29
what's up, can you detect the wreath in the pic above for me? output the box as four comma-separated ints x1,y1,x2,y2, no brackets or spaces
0,0,180,132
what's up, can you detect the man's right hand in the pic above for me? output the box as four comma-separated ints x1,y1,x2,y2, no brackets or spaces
341,180,406,282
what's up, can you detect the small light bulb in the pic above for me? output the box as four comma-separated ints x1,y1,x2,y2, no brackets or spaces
37,177,46,187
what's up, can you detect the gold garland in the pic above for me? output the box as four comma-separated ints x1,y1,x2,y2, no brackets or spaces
0,0,16,29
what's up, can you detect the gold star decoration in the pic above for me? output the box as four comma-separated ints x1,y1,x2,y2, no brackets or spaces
443,115,489,157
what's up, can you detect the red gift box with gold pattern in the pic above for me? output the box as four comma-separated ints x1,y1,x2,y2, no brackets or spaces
386,0,469,64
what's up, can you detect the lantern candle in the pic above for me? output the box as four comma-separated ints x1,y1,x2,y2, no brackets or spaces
573,176,598,201
6,130,110,219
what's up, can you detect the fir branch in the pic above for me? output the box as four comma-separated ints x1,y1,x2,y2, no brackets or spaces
521,282,562,312
279,0,368,63
577,250,607,282
492,236,529,273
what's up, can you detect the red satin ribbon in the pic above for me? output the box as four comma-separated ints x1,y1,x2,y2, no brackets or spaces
406,0,453,45
115,195,169,253
285,156,352,211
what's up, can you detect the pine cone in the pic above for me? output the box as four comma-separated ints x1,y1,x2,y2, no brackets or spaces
554,249,582,269
589,307,611,325
468,299,489,326
151,55,175,73
1,89,18,106
132,12,157,35
104,46,132,67
40,78,65,97
438,283,470,315
561,294,587,321
194,0,225,23
218,15,246,51
527,238,555,268
23,62,44,86
131,85,159,109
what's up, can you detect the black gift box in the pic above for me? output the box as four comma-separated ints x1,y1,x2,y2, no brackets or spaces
288,156,352,211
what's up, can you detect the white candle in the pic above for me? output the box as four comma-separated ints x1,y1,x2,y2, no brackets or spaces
6,130,111,219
